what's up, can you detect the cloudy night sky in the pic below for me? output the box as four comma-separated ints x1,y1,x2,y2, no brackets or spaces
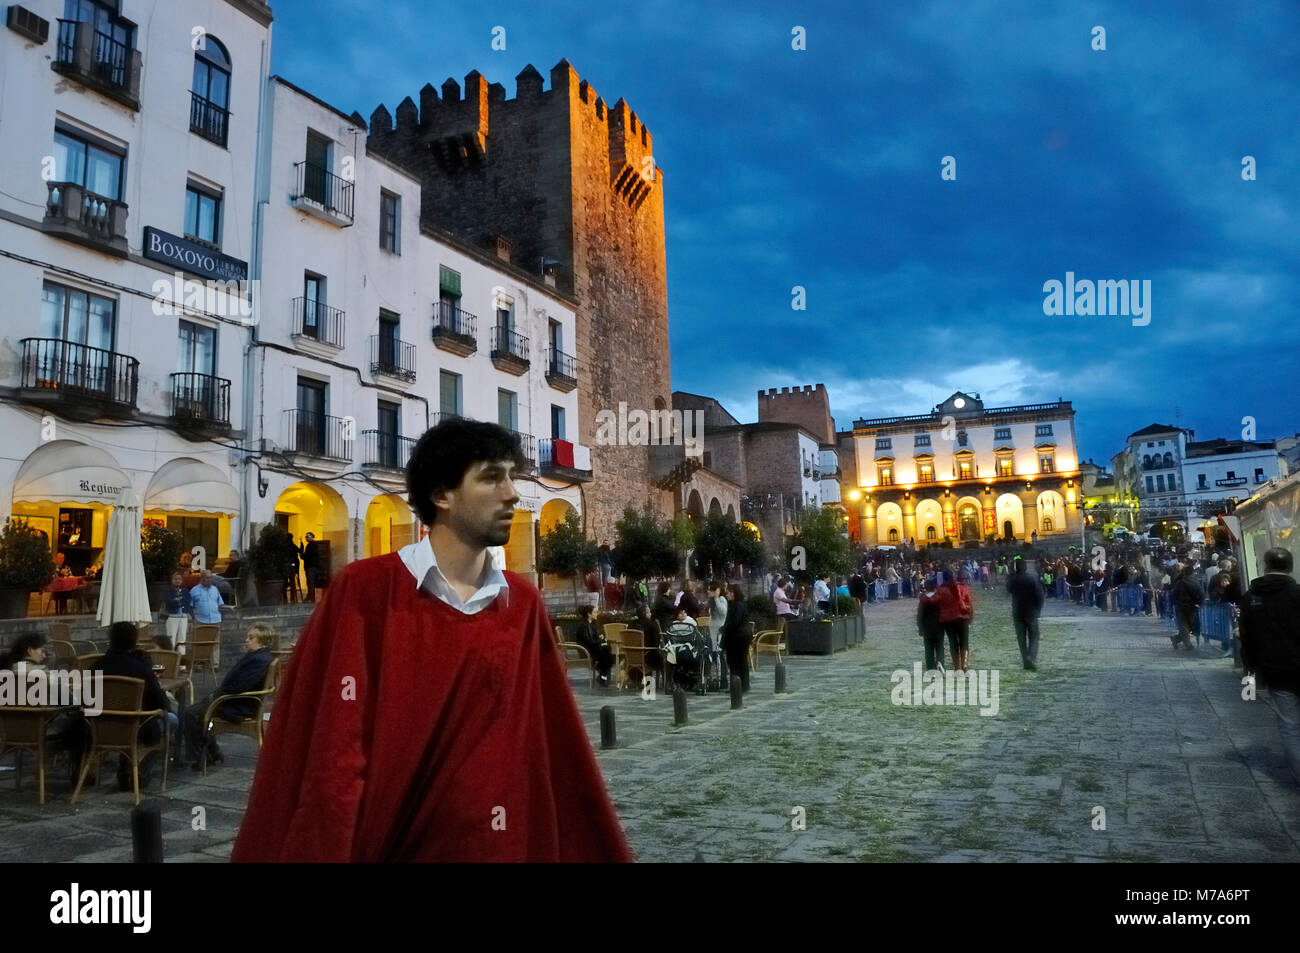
268,0,1300,465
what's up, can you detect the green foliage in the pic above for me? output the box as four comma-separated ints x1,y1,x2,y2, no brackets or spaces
614,506,681,581
695,513,764,575
537,510,598,577
746,594,776,629
0,518,56,590
787,505,851,584
246,524,299,583
836,593,858,615
140,523,185,583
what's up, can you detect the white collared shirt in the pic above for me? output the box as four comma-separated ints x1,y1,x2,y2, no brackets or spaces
397,538,510,615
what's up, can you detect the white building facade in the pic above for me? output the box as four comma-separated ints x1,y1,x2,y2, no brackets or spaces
846,392,1082,546
0,3,590,591
247,78,588,583
0,0,271,573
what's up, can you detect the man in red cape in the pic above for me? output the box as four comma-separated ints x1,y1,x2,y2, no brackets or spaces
232,419,632,862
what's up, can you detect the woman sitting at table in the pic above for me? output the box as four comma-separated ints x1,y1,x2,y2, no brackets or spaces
93,621,177,790
626,604,664,685
1,632,87,773
571,604,614,684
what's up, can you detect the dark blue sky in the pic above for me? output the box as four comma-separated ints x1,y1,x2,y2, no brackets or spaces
269,0,1300,466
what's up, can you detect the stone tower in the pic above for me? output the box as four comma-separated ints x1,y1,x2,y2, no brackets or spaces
367,60,671,543
757,384,836,445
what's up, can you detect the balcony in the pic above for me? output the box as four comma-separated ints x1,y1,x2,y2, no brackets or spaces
291,298,345,350
361,430,416,471
431,301,477,357
52,20,141,110
189,91,229,147
510,431,537,473
289,161,354,226
368,334,416,383
283,409,352,461
169,372,230,430
430,411,462,428
19,338,137,417
538,438,593,483
544,347,578,392
43,182,129,256
490,326,530,376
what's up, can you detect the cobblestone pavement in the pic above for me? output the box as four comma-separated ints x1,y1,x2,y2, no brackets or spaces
2,589,1298,862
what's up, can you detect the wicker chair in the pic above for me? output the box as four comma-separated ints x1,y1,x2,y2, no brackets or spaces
70,676,169,806
558,642,596,688
187,637,220,689
752,629,787,670
147,649,182,678
200,658,280,774
0,706,67,804
50,640,79,670
73,653,103,672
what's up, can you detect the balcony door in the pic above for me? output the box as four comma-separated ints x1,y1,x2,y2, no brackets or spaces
53,128,123,202
377,400,400,468
378,311,399,370
39,282,116,394
303,273,324,339
305,131,331,205
297,378,327,455
176,320,216,416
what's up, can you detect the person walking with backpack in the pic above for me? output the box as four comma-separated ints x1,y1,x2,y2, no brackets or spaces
935,568,975,671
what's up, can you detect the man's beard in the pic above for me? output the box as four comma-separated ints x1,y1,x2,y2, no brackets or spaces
484,522,513,547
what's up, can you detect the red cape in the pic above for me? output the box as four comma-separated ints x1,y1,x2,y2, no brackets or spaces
231,553,633,862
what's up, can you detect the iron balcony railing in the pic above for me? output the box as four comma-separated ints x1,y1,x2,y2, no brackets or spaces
538,438,591,476
433,301,476,339
291,160,354,220
430,411,462,427
45,181,128,245
510,430,537,470
170,372,230,426
361,430,416,470
189,91,229,147
546,346,577,382
291,297,346,348
20,338,138,408
283,409,352,460
368,334,416,382
55,20,132,89
491,326,529,362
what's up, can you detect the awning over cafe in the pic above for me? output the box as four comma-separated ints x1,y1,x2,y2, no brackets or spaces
12,440,132,506
144,458,240,516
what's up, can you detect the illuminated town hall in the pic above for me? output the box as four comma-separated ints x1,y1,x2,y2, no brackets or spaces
843,392,1082,548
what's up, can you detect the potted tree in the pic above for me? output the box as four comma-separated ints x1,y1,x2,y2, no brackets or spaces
246,524,298,605
141,523,185,610
537,510,599,613
785,505,854,654
613,506,682,610
0,517,56,619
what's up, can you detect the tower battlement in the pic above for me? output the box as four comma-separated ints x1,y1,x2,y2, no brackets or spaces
368,60,657,208
757,384,835,444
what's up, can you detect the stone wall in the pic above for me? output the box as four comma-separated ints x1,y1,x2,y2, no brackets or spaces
757,384,835,444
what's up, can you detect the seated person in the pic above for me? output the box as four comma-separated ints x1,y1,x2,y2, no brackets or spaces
220,550,243,579
571,604,614,684
182,624,273,769
94,622,178,790
626,605,664,682
1,632,87,769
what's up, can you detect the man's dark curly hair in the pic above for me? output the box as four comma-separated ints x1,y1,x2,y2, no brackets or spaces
407,418,528,525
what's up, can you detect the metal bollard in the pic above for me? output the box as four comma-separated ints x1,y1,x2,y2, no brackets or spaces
775,662,787,694
600,705,617,749
730,675,743,710
131,800,163,863
673,686,688,726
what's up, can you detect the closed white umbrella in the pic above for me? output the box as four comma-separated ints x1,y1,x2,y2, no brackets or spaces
96,486,153,627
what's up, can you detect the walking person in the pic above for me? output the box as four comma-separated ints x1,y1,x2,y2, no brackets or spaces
1172,563,1204,650
722,583,751,692
1007,557,1044,671
1239,548,1300,788
935,569,974,671
917,577,945,672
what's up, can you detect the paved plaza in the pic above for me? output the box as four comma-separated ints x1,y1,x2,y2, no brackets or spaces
2,589,1298,862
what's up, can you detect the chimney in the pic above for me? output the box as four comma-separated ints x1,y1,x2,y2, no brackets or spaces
492,234,513,263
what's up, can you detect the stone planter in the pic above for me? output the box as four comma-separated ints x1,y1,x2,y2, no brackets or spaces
0,588,30,619
255,580,285,606
787,617,852,655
